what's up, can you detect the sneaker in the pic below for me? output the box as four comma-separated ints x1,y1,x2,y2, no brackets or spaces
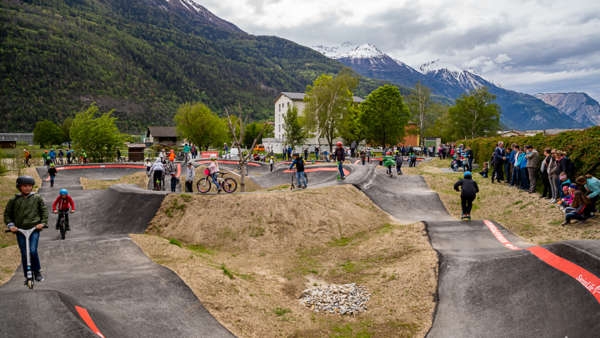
549,199,556,203
34,272,44,282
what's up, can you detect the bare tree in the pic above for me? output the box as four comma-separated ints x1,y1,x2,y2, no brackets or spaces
225,106,269,192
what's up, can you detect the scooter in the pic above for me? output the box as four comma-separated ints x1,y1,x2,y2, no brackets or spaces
5,226,47,289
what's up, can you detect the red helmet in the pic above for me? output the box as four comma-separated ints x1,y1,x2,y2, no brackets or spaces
386,151,392,155
336,141,343,147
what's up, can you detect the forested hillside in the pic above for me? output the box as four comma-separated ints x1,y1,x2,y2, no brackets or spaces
1,0,375,132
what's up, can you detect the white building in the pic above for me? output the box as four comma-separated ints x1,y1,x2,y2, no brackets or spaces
264,92,364,155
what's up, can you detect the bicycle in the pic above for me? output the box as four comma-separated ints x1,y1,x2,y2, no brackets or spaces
55,209,73,240
5,225,48,289
197,171,238,193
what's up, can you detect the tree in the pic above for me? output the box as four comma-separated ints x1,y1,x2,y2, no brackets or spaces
303,68,359,152
225,107,269,192
174,103,228,149
282,106,306,149
244,121,273,148
33,120,65,148
359,84,410,147
61,117,73,145
337,104,363,147
446,87,501,140
70,104,122,162
407,82,432,147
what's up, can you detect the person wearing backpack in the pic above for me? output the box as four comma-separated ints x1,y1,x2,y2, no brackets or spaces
289,153,307,189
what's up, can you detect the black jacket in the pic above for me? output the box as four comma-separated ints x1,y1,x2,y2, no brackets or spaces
454,178,479,198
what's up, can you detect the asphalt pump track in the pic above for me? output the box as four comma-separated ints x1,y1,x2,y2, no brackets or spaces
0,161,598,337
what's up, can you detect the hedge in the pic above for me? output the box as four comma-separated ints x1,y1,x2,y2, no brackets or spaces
462,126,600,178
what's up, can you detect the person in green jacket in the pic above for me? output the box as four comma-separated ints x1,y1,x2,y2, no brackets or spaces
4,176,48,282
383,151,395,176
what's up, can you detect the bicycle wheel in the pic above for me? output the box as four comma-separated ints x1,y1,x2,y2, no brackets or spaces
222,177,238,193
59,217,66,240
197,178,211,193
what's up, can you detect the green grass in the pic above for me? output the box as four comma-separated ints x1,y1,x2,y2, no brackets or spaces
187,244,214,255
169,238,183,247
221,263,235,279
273,307,292,316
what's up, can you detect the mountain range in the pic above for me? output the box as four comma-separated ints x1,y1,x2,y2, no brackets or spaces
1,1,598,133
312,43,600,130
1,0,365,132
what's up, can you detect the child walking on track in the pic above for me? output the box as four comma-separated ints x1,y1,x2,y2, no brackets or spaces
454,171,479,220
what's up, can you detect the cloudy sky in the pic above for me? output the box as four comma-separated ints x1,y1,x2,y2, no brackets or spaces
195,0,600,101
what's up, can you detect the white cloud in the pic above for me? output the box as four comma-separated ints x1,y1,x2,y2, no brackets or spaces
195,0,600,101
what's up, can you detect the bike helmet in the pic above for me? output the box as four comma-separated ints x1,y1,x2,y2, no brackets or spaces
464,171,472,178
60,188,68,196
16,175,35,188
336,141,343,147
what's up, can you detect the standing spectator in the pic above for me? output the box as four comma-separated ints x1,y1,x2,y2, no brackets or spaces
464,146,473,171
58,149,64,165
548,150,561,203
269,156,274,172
314,146,320,161
42,150,50,166
66,148,72,164
168,149,176,162
518,148,529,191
287,145,292,161
183,143,191,162
166,159,178,192
49,149,56,164
47,163,57,188
334,141,345,180
116,148,121,162
190,144,197,159
303,146,309,161
512,145,523,188
525,145,540,193
454,171,479,220
184,162,195,192
395,151,403,175
23,149,31,167
539,148,552,199
366,148,371,163
360,150,366,165
492,141,506,183
505,145,516,185
350,141,357,158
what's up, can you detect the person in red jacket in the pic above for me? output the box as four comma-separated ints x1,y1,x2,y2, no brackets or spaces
52,189,75,231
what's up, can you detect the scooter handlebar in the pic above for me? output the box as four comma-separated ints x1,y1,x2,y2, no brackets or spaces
5,225,48,233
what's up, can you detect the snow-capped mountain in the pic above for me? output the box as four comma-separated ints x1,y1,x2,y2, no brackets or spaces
312,42,586,130
535,93,600,127
160,0,244,34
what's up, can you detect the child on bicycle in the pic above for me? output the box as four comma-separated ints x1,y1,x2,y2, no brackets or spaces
208,155,221,193
52,188,75,231
383,151,395,176
4,176,48,282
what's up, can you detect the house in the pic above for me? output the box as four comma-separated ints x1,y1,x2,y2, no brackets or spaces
266,92,364,154
146,126,177,146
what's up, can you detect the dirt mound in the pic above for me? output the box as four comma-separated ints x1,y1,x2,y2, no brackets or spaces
139,184,438,337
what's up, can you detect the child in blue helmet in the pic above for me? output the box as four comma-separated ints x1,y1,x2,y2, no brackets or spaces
52,188,75,231
454,171,479,220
